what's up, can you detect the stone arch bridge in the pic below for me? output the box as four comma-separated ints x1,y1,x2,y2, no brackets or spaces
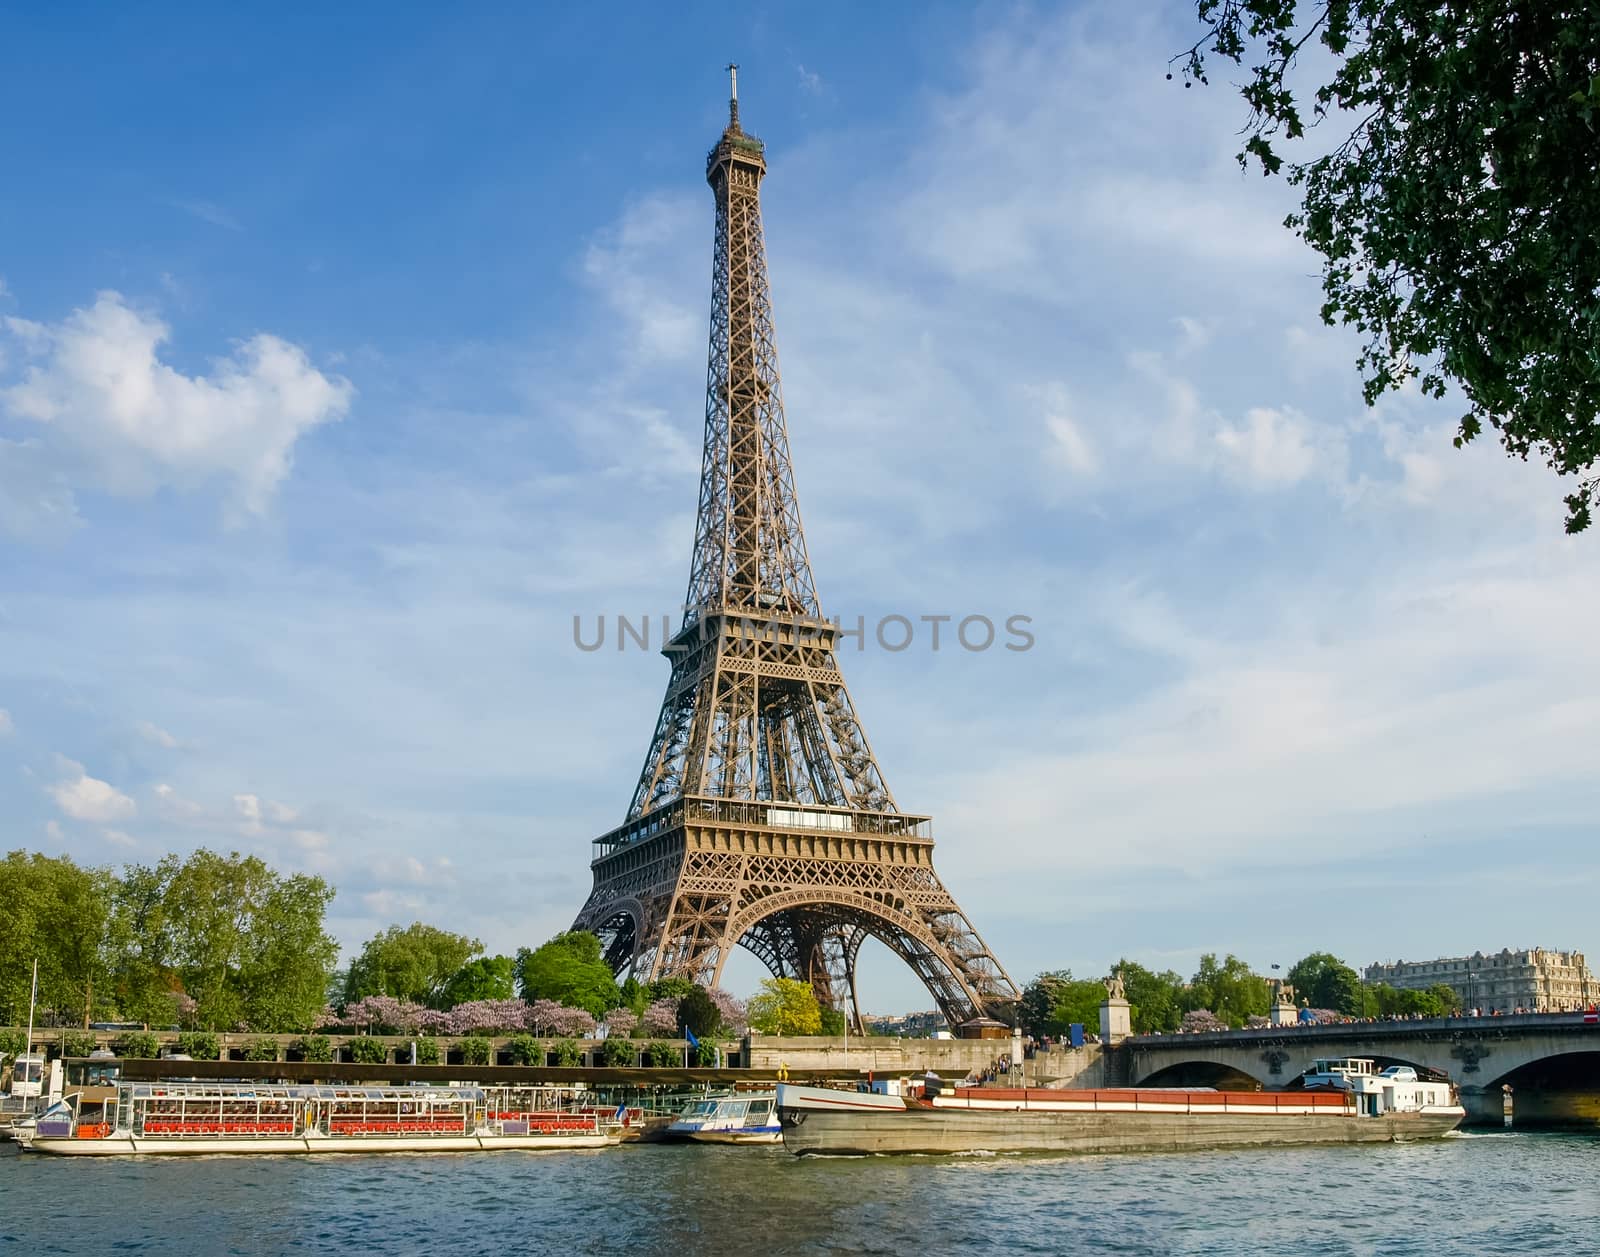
1121,1012,1600,1127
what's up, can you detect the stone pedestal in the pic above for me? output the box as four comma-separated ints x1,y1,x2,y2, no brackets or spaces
1099,997,1131,1045
1269,1002,1297,1026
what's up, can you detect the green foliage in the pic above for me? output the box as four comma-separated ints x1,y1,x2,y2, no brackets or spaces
818,1007,847,1037
1020,970,1106,1038
61,1031,99,1058
348,1036,388,1064
0,1028,25,1059
646,1040,678,1068
1426,983,1460,1014
176,1032,220,1061
1288,952,1364,1015
678,986,722,1040
600,1036,636,1067
457,1036,492,1066
344,922,483,1008
694,1039,718,1067
646,977,696,1003
439,954,515,1007
414,1037,440,1065
748,977,823,1035
504,1034,542,1066
618,976,647,1017
94,849,337,1033
1112,960,1186,1035
1362,982,1458,1018
294,1035,333,1063
245,1037,280,1062
514,932,620,1018
553,1038,583,1067
1183,954,1272,1029
115,1031,160,1059
1183,0,1600,531
0,850,118,1029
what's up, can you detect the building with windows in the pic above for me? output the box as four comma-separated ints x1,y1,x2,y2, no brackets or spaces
1364,948,1598,1014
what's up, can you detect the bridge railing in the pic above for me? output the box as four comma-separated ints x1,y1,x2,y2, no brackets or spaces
1129,1010,1597,1046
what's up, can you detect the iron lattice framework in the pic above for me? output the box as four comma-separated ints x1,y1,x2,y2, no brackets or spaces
573,74,1017,1030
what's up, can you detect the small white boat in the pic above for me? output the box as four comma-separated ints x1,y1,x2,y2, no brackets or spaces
2,1054,62,1144
666,1092,782,1144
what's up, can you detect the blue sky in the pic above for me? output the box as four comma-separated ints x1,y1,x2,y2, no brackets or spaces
3,2,1596,1013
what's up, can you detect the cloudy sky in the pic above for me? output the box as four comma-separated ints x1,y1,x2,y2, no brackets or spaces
3,3,1595,1012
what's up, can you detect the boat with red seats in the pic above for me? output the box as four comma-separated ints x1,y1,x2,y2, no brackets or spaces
27,1082,625,1156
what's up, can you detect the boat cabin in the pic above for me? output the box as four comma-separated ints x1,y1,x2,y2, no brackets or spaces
1300,1058,1454,1116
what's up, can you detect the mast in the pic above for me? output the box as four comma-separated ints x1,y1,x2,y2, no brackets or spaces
25,957,37,1058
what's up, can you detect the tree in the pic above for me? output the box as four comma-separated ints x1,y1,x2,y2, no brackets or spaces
1112,959,1186,1034
0,851,118,1028
818,1007,847,1036
678,986,722,1040
1184,954,1272,1028
514,932,620,1018
746,977,823,1035
1020,970,1105,1039
646,977,697,1003
344,922,482,1008
440,955,515,1007
1287,952,1364,1015
1182,1,1600,531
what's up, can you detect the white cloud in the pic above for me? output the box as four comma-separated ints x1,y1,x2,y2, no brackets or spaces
137,720,179,748
45,819,64,844
168,199,243,231
1039,385,1099,476
797,64,823,95
581,197,701,365
0,708,12,735
152,782,206,821
102,828,136,848
49,757,137,822
1,290,351,514
1214,406,1318,487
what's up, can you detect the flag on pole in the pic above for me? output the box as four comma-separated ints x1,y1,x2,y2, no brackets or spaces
684,1026,701,1049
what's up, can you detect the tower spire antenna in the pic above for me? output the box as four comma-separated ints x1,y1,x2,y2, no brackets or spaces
726,61,740,131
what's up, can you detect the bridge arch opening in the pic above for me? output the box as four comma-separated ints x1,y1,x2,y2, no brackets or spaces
1481,1050,1600,1130
1139,1060,1264,1091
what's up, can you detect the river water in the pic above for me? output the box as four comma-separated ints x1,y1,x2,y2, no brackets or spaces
2,1132,1597,1255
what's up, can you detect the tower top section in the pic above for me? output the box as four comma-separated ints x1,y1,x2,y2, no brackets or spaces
708,63,765,183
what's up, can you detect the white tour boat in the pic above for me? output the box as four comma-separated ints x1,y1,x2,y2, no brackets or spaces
665,1092,781,1144
27,1081,626,1156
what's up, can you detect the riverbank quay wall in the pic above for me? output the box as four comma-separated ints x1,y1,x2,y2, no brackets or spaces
1120,1012,1600,1128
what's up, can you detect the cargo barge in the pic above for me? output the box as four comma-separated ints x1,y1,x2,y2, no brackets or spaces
776,1060,1464,1157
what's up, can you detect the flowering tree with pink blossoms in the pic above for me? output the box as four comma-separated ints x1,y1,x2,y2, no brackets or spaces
705,988,748,1035
550,1006,596,1038
1180,1009,1226,1034
525,1000,567,1036
642,998,679,1037
603,1008,638,1037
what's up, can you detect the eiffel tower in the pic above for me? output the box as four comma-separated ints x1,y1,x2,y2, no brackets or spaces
573,69,1017,1030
